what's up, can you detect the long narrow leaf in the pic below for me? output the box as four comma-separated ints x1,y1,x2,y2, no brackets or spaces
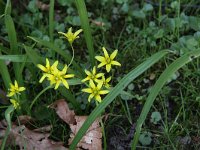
0,51,11,89
49,0,54,42
69,50,169,149
75,0,95,66
0,55,30,62
131,49,200,149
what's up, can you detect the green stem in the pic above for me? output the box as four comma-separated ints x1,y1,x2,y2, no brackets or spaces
68,44,75,67
29,85,52,111
95,101,107,150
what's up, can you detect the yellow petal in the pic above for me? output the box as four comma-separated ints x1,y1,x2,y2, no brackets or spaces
99,90,109,95
111,60,121,66
106,64,111,72
95,95,102,102
74,29,83,37
89,80,96,89
18,87,26,92
82,88,92,93
51,60,59,69
96,73,104,78
97,62,107,68
92,66,96,75
14,80,18,88
39,74,47,83
110,50,118,60
106,76,112,82
60,65,67,75
97,82,103,89
62,80,69,89
46,58,50,68
88,94,95,102
102,47,109,58
82,77,90,82
85,69,91,76
68,27,73,34
37,64,48,72
54,81,61,90
64,74,74,78
58,32,67,37
7,92,15,97
95,56,105,62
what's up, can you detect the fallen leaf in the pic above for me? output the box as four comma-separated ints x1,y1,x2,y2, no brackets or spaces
0,118,68,150
68,116,102,150
49,99,76,124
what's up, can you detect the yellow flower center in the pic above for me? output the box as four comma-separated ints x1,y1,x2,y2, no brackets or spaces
92,88,99,96
106,57,111,63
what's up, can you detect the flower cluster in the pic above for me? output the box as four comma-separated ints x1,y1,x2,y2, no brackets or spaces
37,58,74,90
82,47,121,103
7,80,26,109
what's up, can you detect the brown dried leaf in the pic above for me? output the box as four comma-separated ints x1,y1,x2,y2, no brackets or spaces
0,118,68,150
91,20,105,27
68,116,102,150
49,99,76,124
15,115,33,125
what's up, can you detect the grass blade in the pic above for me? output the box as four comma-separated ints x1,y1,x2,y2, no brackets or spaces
69,50,169,149
75,0,95,66
49,0,54,42
0,51,11,89
131,49,200,149
0,55,30,62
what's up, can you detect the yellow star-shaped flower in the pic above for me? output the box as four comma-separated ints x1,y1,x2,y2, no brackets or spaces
58,27,83,44
82,66,104,83
7,80,26,97
95,47,121,72
10,99,19,109
82,80,109,103
101,76,111,89
37,58,58,83
47,65,74,90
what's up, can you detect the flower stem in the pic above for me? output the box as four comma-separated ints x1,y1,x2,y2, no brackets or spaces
68,44,75,67
29,85,52,111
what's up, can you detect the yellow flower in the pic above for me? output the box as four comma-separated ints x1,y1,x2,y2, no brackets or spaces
82,80,109,103
82,66,104,83
7,80,26,97
101,76,111,89
58,27,83,44
10,99,19,109
37,58,58,83
47,65,74,89
95,47,121,72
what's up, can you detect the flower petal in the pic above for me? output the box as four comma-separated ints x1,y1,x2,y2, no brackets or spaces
85,69,91,76
18,87,26,92
37,64,48,72
97,62,107,68
96,73,104,78
82,88,92,93
95,95,102,103
95,56,105,62
14,80,18,88
39,74,47,83
62,80,69,89
64,74,74,78
82,77,90,82
89,80,96,89
102,47,109,58
106,64,111,72
110,50,118,60
88,94,94,102
74,29,83,37
111,60,121,66
97,82,103,89
92,66,96,75
99,90,109,95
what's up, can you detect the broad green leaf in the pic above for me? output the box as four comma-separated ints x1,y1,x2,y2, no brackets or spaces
0,55,30,62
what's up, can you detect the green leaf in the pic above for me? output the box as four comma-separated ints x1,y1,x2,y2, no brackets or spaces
139,131,152,146
131,49,200,149
142,3,153,12
75,0,95,66
150,111,162,124
69,50,169,149
0,55,30,62
132,10,146,19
